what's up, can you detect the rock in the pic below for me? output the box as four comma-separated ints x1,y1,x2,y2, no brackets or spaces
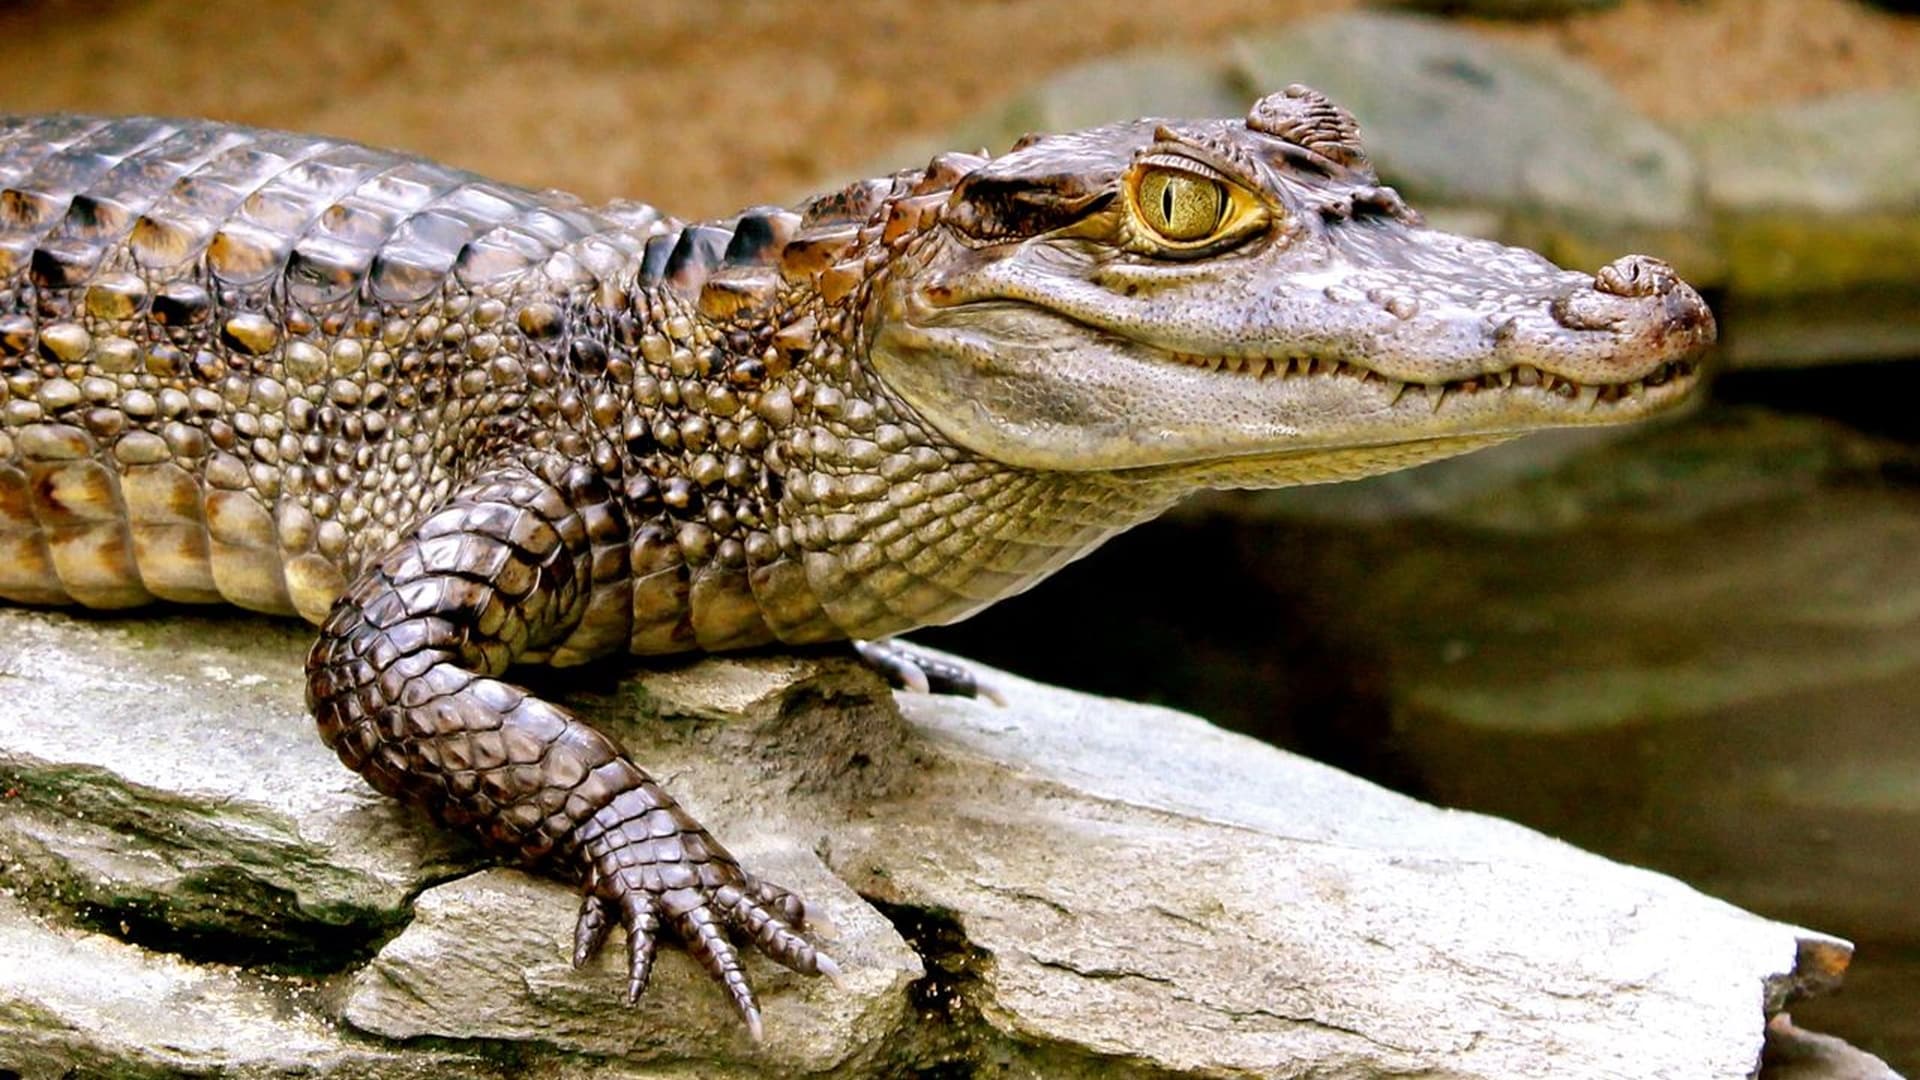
854,49,1245,178
1229,12,1716,282
841,666,1855,1078
0,892,493,1079
0,601,1879,1077
342,864,921,1071
1160,405,1920,1070
1683,89,1920,367
0,612,475,965
1763,1015,1905,1080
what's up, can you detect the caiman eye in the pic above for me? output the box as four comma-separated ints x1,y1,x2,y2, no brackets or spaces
1136,167,1224,242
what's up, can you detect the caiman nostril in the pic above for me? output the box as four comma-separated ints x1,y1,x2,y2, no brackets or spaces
1593,254,1676,299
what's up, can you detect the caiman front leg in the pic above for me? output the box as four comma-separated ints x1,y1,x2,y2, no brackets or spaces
303,457,831,1036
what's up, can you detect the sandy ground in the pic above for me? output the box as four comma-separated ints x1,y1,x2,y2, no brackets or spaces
1,0,1915,220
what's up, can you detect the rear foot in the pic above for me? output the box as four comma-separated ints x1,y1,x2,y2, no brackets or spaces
569,785,838,1039
853,639,1005,703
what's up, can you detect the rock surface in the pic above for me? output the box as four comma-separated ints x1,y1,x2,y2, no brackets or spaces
1683,90,1920,368
1234,14,1690,218
1096,404,1920,1071
0,892,493,1079
0,601,1875,1078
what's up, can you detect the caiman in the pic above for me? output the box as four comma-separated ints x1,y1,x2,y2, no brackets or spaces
0,86,1713,1036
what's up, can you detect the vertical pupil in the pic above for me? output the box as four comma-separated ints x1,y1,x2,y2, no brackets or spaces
1162,181,1175,222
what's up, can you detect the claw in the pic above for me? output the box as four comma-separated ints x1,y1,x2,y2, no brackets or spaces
853,638,1003,703
680,905,760,1035
573,891,614,968
618,890,662,1005
748,876,808,929
727,889,822,974
572,781,834,1036
814,951,845,987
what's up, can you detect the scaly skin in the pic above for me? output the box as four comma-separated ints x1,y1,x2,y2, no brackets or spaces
0,88,1713,1034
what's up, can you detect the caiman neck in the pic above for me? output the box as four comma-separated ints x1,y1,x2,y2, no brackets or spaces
585,208,1175,645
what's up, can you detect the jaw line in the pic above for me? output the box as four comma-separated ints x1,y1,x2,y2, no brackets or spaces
914,292,1706,426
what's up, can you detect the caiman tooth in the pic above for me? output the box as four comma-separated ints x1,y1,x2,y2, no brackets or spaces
1515,364,1540,387
1387,380,1409,407
1576,384,1601,411
1258,356,1276,378
1424,383,1447,414
1497,370,1515,388
1626,380,1646,400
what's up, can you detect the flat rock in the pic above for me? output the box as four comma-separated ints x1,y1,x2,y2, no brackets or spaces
0,598,1873,1077
1179,405,1920,1069
835,662,1852,1078
1683,89,1920,367
343,864,921,1073
855,49,1245,179
0,611,475,963
0,892,493,1079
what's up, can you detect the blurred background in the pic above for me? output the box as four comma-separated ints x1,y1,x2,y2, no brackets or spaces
5,0,1915,1068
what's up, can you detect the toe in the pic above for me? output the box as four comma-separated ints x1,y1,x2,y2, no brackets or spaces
617,888,663,1005
572,890,615,969
678,903,759,1035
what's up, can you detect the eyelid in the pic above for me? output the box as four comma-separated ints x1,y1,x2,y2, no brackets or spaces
1133,154,1232,185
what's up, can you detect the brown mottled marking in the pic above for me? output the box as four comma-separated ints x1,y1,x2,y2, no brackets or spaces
0,532,66,605
16,423,91,461
208,538,293,613
44,522,151,608
0,464,35,526
33,459,123,524
689,565,774,651
283,552,346,623
84,273,147,319
748,557,838,644
204,489,276,548
129,522,221,604
628,570,693,653
121,462,205,525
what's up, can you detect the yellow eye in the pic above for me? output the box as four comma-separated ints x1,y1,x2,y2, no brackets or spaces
1136,168,1224,242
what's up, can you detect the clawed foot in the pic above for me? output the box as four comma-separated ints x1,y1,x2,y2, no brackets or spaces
569,790,837,1039
853,639,1006,704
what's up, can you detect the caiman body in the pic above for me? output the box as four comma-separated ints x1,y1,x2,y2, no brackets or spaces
0,88,1713,1034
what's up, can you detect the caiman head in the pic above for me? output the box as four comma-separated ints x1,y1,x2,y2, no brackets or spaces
846,85,1713,490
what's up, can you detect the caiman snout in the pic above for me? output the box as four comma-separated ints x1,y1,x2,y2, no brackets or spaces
1593,253,1676,299
1549,254,1716,355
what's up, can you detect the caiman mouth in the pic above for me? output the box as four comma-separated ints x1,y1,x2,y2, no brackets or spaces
1162,349,1702,414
